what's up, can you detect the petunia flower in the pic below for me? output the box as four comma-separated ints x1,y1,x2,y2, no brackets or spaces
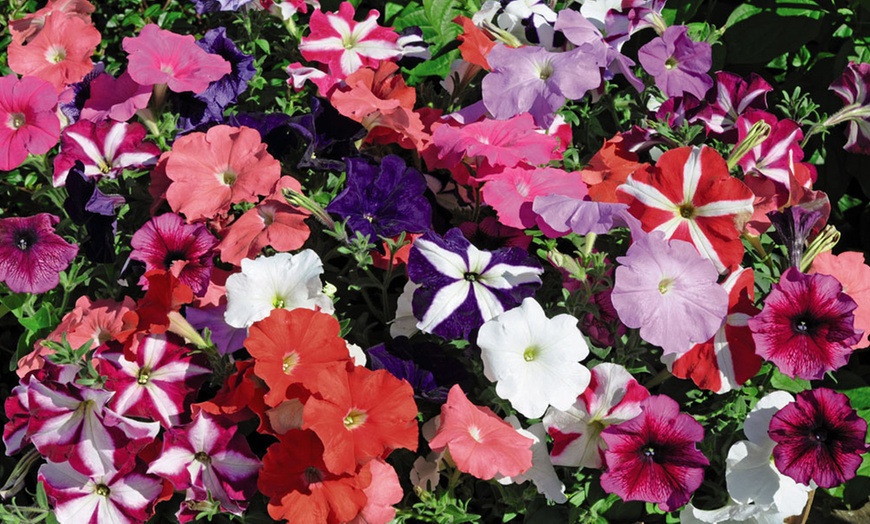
39,460,162,524
0,75,60,171
97,334,211,428
123,24,231,94
9,0,95,45
695,72,772,141
429,384,534,480
367,343,449,401
748,267,862,380
147,412,260,515
129,213,219,297
769,388,868,488
164,125,281,222
829,61,870,155
283,96,365,171
407,228,543,340
62,163,124,263
810,251,870,348
482,165,587,230
80,70,152,122
303,366,418,474
724,391,812,519
224,250,334,329
481,44,601,127
52,119,160,186
617,145,755,273
664,267,762,394
543,363,649,468
299,2,401,78
477,297,590,419
735,110,805,187
327,155,431,241
7,12,101,92
497,417,567,503
637,25,713,99
611,230,728,355
600,395,709,511
0,213,78,294
347,458,403,524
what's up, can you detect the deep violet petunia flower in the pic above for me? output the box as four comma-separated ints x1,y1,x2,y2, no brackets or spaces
637,25,713,100
407,228,543,340
768,204,824,269
283,96,365,171
58,62,105,124
130,213,219,297
600,395,709,511
327,155,431,241
63,162,124,263
748,267,862,380
769,388,868,488
123,24,231,94
611,230,728,356
0,213,78,294
0,75,60,171
367,344,448,401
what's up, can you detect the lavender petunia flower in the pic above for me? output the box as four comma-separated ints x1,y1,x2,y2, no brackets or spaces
0,213,78,294
611,230,727,355
532,194,642,237
482,44,601,127
327,155,431,241
637,25,713,100
63,162,124,263
407,228,543,340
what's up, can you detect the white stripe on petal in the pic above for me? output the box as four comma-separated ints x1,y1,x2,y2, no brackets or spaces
694,197,754,217
417,281,470,334
299,36,347,53
619,177,679,212
686,220,726,273
682,147,704,202
472,284,506,325
67,132,106,166
414,238,469,279
102,122,128,161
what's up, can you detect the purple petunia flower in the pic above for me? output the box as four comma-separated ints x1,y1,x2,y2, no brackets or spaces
326,155,431,241
769,388,868,488
748,267,862,380
367,344,448,401
407,228,543,340
600,395,709,511
190,0,253,15
286,96,365,171
63,162,124,263
0,213,78,294
637,25,713,100
768,204,825,269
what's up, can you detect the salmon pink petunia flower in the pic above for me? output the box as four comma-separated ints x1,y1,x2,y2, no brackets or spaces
9,0,95,45
164,125,281,222
0,75,60,171
123,24,231,94
600,395,709,511
428,384,534,480
810,251,870,349
7,12,101,92
0,213,78,294
769,388,868,488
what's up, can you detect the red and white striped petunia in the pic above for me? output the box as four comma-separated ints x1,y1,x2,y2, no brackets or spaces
617,145,755,273
664,267,762,394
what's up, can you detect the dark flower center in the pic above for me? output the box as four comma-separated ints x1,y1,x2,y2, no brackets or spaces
812,428,829,442
643,446,656,458
304,466,324,485
163,250,188,269
137,367,151,385
678,203,696,219
94,483,111,497
792,315,818,336
14,229,38,251
464,272,479,282
194,451,211,464
665,57,679,70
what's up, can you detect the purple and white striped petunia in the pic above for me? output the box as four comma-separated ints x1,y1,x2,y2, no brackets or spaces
735,109,804,187
147,412,260,516
407,228,543,340
97,334,211,428
829,61,870,155
39,459,162,524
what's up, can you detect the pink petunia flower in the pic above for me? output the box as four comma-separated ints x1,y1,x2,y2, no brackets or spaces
0,213,78,294
482,166,587,229
748,267,862,380
695,71,772,141
164,125,281,221
428,384,534,480
810,251,870,349
52,119,160,186
611,230,728,356
543,363,650,469
9,0,94,45
0,75,60,171
7,12,101,92
299,2,401,78
130,213,219,296
829,61,870,155
736,109,805,187
123,24,231,94
600,395,709,512
80,70,153,122
769,388,868,489
97,335,211,428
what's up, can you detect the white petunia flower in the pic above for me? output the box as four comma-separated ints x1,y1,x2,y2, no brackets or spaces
498,417,567,504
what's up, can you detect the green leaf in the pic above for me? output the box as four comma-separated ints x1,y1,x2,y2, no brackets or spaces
843,386,870,410
769,368,811,393
722,11,823,64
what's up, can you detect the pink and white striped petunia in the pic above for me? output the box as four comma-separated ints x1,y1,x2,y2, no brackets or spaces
617,145,755,273
542,363,649,469
52,119,161,186
147,412,260,516
97,334,211,428
695,71,773,141
39,459,163,524
736,109,805,187
663,267,762,394
27,379,159,476
298,2,401,78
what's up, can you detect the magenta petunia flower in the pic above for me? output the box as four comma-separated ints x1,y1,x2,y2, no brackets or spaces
769,388,868,489
129,213,218,296
0,213,78,294
735,109,804,187
600,395,709,512
122,24,231,94
829,61,870,155
637,25,713,100
695,71,772,141
748,267,862,380
611,230,728,356
0,75,60,171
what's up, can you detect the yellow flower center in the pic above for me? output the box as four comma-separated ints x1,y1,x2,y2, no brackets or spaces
658,278,673,294
282,352,299,374
343,408,367,429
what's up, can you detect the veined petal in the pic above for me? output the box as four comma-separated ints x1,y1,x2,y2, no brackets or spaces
413,238,469,279
417,280,470,334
